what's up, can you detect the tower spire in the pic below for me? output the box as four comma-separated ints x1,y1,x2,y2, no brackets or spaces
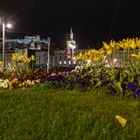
70,27,73,40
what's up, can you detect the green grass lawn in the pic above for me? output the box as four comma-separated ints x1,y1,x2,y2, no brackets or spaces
0,86,140,140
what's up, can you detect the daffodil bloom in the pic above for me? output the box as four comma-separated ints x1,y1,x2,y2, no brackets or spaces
107,49,112,55
93,57,100,62
109,40,116,49
76,52,83,61
50,73,56,76
26,58,31,63
130,39,136,49
131,53,138,58
31,55,36,61
0,61,4,66
12,53,20,61
103,42,110,50
115,115,127,127
99,48,105,55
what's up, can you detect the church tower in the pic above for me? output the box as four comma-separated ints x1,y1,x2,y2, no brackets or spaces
66,28,76,59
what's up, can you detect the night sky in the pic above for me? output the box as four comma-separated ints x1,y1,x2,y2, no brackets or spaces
0,0,140,49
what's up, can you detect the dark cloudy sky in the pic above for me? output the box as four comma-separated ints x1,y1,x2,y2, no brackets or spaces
0,0,140,48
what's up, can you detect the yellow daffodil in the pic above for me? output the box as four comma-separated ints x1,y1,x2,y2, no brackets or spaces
31,55,36,61
93,57,100,62
50,73,56,76
76,52,83,61
103,42,110,50
109,40,116,50
99,48,105,55
107,49,112,55
0,61,4,66
12,53,20,61
115,115,127,127
130,39,136,49
131,53,138,58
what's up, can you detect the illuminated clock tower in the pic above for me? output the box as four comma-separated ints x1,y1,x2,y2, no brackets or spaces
66,28,76,59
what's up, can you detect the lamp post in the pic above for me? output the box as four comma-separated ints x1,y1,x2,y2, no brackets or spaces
0,19,12,70
47,37,50,73
2,21,5,70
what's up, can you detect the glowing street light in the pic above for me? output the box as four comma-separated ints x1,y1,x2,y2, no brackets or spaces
6,23,12,28
0,19,13,70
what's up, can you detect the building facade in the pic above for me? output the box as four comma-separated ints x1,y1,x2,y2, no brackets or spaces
0,35,49,68
0,35,83,69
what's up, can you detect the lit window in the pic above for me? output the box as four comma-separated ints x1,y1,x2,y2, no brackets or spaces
64,61,66,64
69,61,71,65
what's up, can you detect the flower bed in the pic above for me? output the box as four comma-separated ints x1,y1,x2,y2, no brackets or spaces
1,38,140,98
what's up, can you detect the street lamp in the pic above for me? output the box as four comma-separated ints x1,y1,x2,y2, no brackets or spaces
47,37,51,73
0,19,12,70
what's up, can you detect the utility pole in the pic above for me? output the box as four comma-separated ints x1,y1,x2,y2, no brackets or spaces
47,37,50,73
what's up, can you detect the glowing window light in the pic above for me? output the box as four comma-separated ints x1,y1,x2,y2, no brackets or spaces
64,61,66,64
